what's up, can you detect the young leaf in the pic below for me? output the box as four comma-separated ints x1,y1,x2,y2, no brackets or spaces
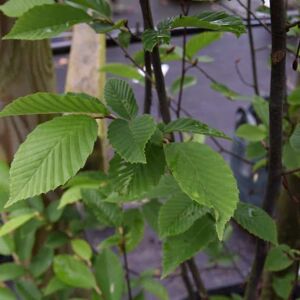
158,192,208,238
82,189,123,226
162,215,216,277
0,92,108,117
0,212,36,237
95,249,124,300
53,255,97,289
252,96,269,126
236,124,267,142
234,202,277,244
104,79,138,120
272,273,294,299
4,4,93,40
108,115,156,164
171,11,246,36
142,29,170,52
211,82,250,101
71,239,93,261
163,117,229,139
265,245,294,272
170,76,197,95
0,0,53,17
0,263,25,281
186,32,223,59
8,115,98,206
100,64,144,82
164,142,239,240
290,124,300,152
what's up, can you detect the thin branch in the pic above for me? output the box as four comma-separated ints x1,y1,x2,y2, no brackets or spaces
235,59,255,88
187,258,209,300
143,51,153,114
244,0,286,298
283,167,300,176
119,227,133,300
180,263,196,300
139,0,172,124
246,0,260,95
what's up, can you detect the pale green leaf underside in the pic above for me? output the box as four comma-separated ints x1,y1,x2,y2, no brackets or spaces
234,202,277,245
158,192,208,238
108,115,156,163
164,142,239,240
162,215,216,277
4,4,93,40
0,0,54,17
0,92,108,117
8,115,98,206
0,213,36,237
100,64,144,82
104,79,138,120
163,118,229,139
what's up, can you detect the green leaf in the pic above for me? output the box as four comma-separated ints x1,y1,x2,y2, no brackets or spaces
67,0,111,18
0,287,16,300
171,11,246,36
0,235,15,255
252,96,269,126
170,76,197,95
82,189,123,226
236,124,267,142
46,200,63,222
0,212,36,237
118,31,131,48
0,92,108,117
158,192,208,238
100,64,143,82
163,117,229,139
0,263,25,281
7,115,98,206
53,255,97,289
4,4,93,40
186,32,223,58
265,245,294,272
95,249,124,300
104,79,138,120
140,278,169,300
142,200,162,234
288,87,300,105
164,142,239,240
0,0,53,17
211,82,250,101
290,124,300,152
142,28,170,52
162,215,216,277
43,277,69,296
71,239,93,261
29,247,54,277
234,202,277,244
272,273,294,299
15,280,42,300
283,142,300,170
108,144,165,199
124,209,145,251
108,115,156,164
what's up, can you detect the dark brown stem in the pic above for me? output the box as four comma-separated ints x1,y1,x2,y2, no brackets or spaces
139,0,172,124
187,258,209,300
246,0,260,95
119,227,133,300
180,263,196,300
244,0,286,298
143,50,152,114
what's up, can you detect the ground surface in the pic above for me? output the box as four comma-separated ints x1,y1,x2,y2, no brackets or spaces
53,1,297,299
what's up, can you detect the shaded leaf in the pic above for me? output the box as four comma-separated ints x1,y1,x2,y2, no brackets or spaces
170,76,197,94
108,115,156,164
234,202,277,244
0,263,25,281
265,245,294,272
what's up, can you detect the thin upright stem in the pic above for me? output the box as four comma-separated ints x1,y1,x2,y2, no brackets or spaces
139,0,172,124
180,263,196,300
143,50,152,114
244,0,286,298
